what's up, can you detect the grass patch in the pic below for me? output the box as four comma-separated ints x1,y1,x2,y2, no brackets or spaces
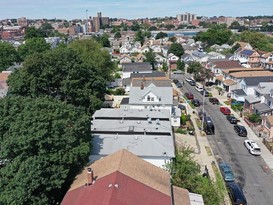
196,118,202,130
175,128,187,134
224,101,230,105
205,146,212,156
211,162,231,205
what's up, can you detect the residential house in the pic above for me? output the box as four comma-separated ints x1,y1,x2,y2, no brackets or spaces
122,62,152,79
234,41,253,50
140,45,150,54
167,53,179,70
111,40,121,52
182,45,196,54
155,53,167,68
191,51,210,63
260,52,273,70
90,108,175,166
162,45,170,57
61,149,203,205
207,60,242,75
119,55,132,64
207,51,225,60
181,53,194,64
210,44,232,52
232,74,273,102
133,53,146,63
150,44,162,53
235,49,260,67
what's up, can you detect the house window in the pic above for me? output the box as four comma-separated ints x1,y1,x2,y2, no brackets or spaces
151,97,154,101
147,95,151,101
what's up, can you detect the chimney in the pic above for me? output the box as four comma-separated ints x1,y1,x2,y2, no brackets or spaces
87,168,94,185
140,81,144,90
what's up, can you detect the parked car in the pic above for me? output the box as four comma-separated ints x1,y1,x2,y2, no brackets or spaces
203,116,215,135
234,125,247,137
189,80,196,86
195,83,204,92
173,79,179,84
209,97,219,105
227,115,238,124
191,99,200,107
244,140,261,156
226,182,247,205
200,90,209,97
185,92,194,100
205,81,215,86
178,104,186,110
176,82,182,88
185,77,193,82
219,163,235,182
220,107,231,115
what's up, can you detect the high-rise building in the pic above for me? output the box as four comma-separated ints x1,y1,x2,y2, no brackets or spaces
177,12,197,24
93,12,109,32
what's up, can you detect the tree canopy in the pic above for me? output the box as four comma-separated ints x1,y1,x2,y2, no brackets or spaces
144,48,156,70
0,41,19,71
0,96,91,204
18,37,51,60
155,32,168,39
168,43,184,57
8,39,115,114
194,25,233,47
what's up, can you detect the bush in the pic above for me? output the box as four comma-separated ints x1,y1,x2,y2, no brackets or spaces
181,114,187,125
248,113,262,124
114,87,125,95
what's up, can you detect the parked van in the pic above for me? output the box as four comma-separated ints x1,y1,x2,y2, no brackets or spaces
203,116,215,135
226,182,247,205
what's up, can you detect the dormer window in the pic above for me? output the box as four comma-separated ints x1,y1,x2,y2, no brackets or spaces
151,97,154,101
147,95,151,101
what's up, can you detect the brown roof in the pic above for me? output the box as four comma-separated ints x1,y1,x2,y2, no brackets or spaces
67,149,190,204
230,71,273,78
173,186,191,205
222,67,264,74
223,79,236,86
210,60,242,69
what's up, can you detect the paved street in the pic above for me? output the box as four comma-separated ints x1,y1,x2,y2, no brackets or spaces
173,73,273,205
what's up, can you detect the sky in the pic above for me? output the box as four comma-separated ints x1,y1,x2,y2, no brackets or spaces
0,0,272,20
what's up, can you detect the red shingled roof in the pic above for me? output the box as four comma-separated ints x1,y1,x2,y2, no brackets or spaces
211,60,242,69
61,171,171,205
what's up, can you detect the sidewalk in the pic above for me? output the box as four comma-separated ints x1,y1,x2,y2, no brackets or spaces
209,87,273,171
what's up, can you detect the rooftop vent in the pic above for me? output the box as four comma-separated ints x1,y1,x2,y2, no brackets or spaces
87,168,94,185
148,118,152,123
156,119,160,125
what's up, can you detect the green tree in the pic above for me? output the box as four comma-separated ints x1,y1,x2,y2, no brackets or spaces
8,43,112,114
187,62,203,75
40,22,54,36
115,87,126,95
168,43,184,57
148,26,157,31
0,96,91,204
131,22,140,31
144,48,156,70
24,26,45,39
0,41,19,71
239,31,273,51
161,62,168,72
194,25,233,47
18,37,51,60
176,60,185,71
114,31,121,39
231,43,240,53
135,30,145,46
155,32,168,39
165,24,175,30
93,33,111,47
229,21,240,29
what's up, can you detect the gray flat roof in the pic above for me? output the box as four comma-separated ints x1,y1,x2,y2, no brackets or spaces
91,134,175,158
92,119,172,134
93,108,170,120
245,95,260,104
253,103,272,113
231,89,247,96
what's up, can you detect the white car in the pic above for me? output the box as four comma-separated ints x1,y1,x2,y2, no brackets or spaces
185,77,193,82
244,140,261,156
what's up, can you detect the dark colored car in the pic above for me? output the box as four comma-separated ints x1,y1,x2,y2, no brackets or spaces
219,163,235,182
176,82,182,88
220,107,231,115
173,79,179,84
191,99,200,107
185,92,194,100
205,81,215,86
234,125,247,137
209,97,219,105
203,116,215,135
178,104,186,110
189,80,196,86
226,182,247,205
200,90,209,97
227,115,238,124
